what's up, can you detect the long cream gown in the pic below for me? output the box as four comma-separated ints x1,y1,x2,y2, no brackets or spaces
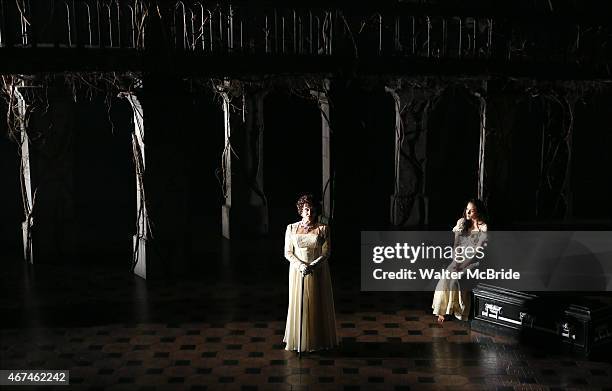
283,222,338,352
432,218,488,320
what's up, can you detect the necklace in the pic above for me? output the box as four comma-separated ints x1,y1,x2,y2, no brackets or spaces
299,220,317,232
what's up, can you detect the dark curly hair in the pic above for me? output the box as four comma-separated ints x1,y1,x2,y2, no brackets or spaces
296,193,318,216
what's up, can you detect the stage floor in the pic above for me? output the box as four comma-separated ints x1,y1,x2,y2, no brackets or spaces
1,238,611,390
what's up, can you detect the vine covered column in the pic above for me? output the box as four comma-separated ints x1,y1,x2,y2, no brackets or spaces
471,80,488,203
139,75,192,277
218,80,269,239
119,81,149,279
13,80,35,263
3,76,78,265
385,79,440,226
310,79,333,223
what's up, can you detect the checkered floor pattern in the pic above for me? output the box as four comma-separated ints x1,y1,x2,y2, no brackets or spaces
1,242,611,390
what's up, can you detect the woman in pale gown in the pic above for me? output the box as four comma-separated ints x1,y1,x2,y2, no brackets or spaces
283,194,338,352
432,199,488,324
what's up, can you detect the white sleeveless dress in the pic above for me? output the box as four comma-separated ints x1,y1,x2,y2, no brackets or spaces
432,218,488,320
283,222,338,351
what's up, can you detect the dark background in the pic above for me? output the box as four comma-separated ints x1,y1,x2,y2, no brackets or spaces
2,77,612,271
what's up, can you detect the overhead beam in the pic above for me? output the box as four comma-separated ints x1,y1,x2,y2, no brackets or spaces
1,49,611,80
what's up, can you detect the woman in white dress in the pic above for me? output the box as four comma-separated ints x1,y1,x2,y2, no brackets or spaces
283,194,338,352
432,199,488,324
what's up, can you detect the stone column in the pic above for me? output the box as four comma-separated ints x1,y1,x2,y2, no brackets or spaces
310,79,332,223
219,81,269,239
385,80,437,227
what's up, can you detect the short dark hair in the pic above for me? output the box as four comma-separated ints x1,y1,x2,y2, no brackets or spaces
296,193,317,215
